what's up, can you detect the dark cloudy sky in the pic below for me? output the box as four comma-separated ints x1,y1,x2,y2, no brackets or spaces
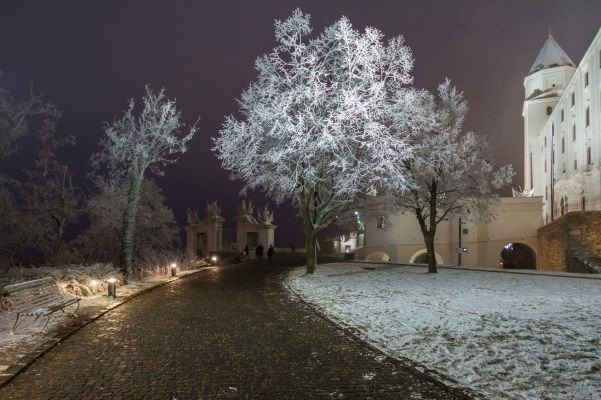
1,0,600,246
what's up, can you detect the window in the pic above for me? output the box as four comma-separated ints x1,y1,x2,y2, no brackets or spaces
544,159,547,172
572,92,575,106
587,147,592,165
586,107,590,127
585,71,589,87
561,109,564,122
545,186,548,200
574,158,577,170
546,106,552,116
582,196,586,211
561,137,565,153
573,124,576,141
544,136,547,147
562,162,566,173
376,215,386,229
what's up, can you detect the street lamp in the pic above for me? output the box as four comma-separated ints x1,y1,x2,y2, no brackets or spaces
211,255,218,266
171,263,177,277
107,278,117,298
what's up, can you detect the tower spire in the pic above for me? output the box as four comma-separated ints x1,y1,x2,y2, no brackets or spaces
528,34,575,75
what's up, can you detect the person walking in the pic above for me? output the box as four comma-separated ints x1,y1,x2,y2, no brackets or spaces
267,244,275,267
256,244,264,261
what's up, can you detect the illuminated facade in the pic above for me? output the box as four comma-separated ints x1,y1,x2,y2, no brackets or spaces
524,28,601,223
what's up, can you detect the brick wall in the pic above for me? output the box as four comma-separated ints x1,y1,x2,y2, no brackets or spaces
537,211,601,272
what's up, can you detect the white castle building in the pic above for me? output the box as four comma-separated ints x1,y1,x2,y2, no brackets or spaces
524,28,601,222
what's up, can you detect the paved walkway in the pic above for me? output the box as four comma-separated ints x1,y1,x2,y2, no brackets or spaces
0,260,472,399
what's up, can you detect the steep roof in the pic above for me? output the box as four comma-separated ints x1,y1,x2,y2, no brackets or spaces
528,34,575,75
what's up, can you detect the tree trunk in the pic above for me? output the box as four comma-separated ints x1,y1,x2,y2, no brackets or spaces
424,233,438,273
119,174,143,282
305,234,317,274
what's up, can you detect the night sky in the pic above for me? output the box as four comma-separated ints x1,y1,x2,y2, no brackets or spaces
1,1,600,247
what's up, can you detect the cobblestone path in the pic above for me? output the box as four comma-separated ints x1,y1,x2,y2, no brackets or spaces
0,261,472,399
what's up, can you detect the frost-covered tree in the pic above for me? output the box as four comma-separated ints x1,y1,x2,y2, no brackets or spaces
214,10,422,273
74,179,180,267
387,80,513,273
99,86,197,280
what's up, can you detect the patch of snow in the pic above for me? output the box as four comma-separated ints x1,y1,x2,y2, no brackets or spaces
286,263,601,399
362,372,376,380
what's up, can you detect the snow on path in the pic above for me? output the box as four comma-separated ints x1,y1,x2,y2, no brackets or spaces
286,263,601,400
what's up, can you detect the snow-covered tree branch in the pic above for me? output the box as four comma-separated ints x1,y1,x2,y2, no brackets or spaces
386,80,513,273
214,9,424,273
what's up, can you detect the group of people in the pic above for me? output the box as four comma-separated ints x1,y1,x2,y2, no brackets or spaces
243,243,275,266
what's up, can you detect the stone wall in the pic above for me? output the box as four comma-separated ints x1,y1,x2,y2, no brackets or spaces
537,211,601,272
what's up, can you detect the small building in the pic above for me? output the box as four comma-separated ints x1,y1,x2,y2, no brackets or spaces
235,200,277,253
185,202,225,257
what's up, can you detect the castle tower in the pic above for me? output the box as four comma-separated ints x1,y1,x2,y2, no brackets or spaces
523,34,576,192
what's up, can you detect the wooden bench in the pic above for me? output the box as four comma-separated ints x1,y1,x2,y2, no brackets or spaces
2,277,80,333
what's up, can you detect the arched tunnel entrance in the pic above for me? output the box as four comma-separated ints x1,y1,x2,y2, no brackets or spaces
499,243,537,270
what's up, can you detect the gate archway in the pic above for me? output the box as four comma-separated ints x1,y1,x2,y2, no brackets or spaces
499,243,536,269
409,249,444,265
366,251,391,262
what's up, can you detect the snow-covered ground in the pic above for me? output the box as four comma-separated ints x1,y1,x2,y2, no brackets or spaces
286,263,601,399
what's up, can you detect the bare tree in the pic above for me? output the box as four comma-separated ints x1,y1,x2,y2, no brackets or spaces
20,115,81,265
214,10,423,273
0,71,73,266
387,80,513,273
0,71,59,159
100,86,197,280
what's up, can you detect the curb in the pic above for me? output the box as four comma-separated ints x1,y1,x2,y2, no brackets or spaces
348,260,601,280
0,266,216,389
281,269,483,399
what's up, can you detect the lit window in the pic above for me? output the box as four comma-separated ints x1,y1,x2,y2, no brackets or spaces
377,215,386,229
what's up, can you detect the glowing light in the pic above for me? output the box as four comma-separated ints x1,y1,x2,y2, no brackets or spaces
89,279,99,287
107,278,117,284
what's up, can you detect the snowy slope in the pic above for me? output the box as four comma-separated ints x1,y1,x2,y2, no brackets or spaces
286,263,601,399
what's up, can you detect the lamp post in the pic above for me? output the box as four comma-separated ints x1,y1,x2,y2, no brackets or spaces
171,263,177,277
107,278,117,298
